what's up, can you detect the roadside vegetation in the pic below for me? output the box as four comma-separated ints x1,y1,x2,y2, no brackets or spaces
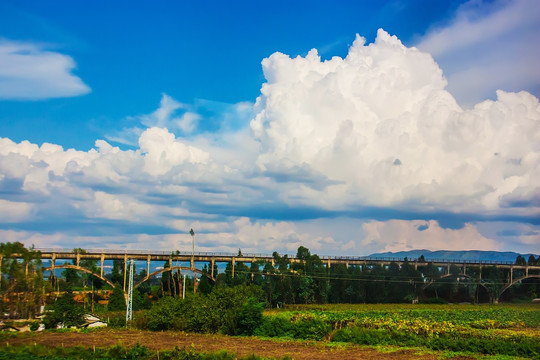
0,343,289,360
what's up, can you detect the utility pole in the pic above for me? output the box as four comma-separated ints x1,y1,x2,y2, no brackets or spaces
125,259,134,326
190,228,195,269
190,228,196,293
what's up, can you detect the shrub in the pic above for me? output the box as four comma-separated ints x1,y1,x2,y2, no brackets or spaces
43,291,85,329
108,283,126,311
144,296,183,331
238,297,264,335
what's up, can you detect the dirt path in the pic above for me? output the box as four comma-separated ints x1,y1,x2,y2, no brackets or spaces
2,329,473,360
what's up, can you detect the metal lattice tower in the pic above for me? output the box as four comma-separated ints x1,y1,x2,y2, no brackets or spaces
125,259,134,325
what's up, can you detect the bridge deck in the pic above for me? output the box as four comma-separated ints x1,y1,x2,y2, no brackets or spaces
0,248,532,271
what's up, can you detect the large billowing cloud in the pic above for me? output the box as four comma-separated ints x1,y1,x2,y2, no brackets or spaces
0,29,538,254
251,29,540,216
0,40,90,100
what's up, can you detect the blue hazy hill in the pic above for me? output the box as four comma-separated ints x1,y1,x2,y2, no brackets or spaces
368,250,538,262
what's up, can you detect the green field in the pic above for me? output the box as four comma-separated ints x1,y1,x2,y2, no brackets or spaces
257,303,540,358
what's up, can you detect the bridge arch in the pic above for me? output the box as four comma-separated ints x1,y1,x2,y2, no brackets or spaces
44,264,116,288
499,275,540,298
135,266,215,289
422,273,489,292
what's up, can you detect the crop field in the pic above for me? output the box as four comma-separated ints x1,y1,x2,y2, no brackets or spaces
259,303,540,358
1,303,539,359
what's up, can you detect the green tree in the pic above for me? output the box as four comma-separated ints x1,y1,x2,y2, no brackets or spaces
108,283,126,311
43,291,84,329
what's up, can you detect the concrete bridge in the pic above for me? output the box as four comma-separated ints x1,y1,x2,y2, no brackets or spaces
2,248,539,302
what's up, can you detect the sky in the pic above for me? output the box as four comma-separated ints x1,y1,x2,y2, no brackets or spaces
0,0,539,256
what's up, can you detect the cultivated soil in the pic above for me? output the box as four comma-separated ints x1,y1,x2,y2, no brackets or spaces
2,329,475,360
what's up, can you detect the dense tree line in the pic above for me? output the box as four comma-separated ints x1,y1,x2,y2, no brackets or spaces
208,247,540,305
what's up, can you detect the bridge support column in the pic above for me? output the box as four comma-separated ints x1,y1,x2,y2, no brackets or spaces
327,259,331,270
211,259,214,278
511,266,515,283
76,252,80,267
447,264,450,275
232,257,235,277
123,254,128,292
100,253,104,278
479,266,482,280
146,254,150,279
526,266,528,276
463,263,466,275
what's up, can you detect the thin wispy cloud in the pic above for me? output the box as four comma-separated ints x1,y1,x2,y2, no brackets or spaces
416,0,540,106
0,40,90,100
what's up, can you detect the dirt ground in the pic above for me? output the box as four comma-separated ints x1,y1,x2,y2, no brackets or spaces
2,329,474,360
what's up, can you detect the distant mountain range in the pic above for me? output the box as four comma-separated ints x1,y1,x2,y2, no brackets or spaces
368,250,538,262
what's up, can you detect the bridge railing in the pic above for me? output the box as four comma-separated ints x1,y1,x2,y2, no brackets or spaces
33,248,517,266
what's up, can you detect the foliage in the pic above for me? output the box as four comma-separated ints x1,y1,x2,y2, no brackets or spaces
143,285,264,335
0,343,286,360
144,296,183,331
0,242,46,319
108,283,126,311
43,291,85,329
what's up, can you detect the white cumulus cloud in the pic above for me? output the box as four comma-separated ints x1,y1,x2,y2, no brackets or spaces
251,29,540,215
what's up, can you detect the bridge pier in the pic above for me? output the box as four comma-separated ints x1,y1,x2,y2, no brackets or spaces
123,254,128,291
100,253,104,278
510,266,513,284
211,259,215,278
146,254,150,279
232,257,235,277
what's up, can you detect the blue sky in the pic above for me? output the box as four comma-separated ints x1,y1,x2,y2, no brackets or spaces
0,0,539,256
